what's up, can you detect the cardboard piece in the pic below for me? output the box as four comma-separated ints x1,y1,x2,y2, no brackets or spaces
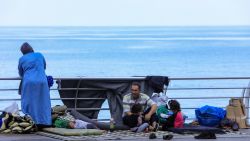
226,98,247,128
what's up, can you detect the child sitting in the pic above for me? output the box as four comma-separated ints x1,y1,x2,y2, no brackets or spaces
129,104,149,132
123,103,143,128
162,100,184,130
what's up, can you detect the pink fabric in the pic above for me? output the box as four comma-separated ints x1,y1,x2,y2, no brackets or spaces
174,112,184,128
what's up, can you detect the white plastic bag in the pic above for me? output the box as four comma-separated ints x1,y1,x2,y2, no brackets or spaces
151,92,168,106
3,102,19,115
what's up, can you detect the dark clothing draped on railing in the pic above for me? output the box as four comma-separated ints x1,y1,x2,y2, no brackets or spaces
58,76,169,125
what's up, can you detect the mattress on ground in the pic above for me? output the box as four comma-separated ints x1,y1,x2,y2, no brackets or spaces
42,128,105,136
70,110,130,130
167,125,225,134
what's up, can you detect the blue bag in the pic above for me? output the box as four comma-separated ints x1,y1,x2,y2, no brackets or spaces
47,75,54,88
195,105,226,127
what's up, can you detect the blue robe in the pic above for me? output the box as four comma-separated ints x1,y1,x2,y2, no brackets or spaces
18,52,51,125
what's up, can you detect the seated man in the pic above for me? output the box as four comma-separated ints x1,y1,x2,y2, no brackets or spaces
122,82,158,131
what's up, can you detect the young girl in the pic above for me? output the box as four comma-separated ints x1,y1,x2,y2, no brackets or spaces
162,100,184,130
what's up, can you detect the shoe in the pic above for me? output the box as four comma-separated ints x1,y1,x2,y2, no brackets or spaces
194,132,216,139
149,133,157,139
153,123,159,132
232,122,239,131
163,134,173,140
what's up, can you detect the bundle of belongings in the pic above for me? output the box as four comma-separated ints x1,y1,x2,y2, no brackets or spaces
195,105,226,127
0,102,36,134
0,112,35,134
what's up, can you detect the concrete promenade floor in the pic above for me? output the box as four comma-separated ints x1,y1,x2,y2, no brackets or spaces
0,129,250,141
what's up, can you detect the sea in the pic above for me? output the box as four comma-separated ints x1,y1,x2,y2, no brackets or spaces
0,26,250,120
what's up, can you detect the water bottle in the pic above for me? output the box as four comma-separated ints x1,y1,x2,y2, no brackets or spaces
110,117,115,132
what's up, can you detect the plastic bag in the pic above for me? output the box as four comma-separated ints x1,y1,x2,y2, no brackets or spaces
195,105,226,127
151,92,168,106
3,102,19,115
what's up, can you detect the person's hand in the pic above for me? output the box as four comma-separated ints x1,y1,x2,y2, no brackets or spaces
126,111,133,116
144,113,151,121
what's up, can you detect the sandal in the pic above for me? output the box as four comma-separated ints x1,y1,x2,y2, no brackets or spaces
149,133,157,139
153,123,159,132
163,134,173,140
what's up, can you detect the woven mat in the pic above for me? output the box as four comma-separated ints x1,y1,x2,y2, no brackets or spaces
37,130,194,141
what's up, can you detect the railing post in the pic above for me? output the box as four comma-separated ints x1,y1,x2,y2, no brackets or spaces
242,81,250,126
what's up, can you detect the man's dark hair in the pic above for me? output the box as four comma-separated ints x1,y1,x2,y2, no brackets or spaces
132,82,141,90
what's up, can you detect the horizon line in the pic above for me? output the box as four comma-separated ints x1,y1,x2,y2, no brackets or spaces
1,25,250,28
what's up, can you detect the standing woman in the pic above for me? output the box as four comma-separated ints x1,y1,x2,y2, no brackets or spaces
18,42,51,127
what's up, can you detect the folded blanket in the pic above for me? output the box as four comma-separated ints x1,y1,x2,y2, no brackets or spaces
42,128,104,136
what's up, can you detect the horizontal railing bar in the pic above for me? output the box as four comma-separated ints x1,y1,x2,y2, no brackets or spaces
53,98,106,100
169,77,250,80
181,107,250,109
0,77,20,80
93,119,110,121
168,97,250,99
0,88,107,91
0,98,106,101
0,99,21,101
0,108,110,112
67,108,110,111
55,77,146,81
168,87,250,90
58,88,107,90
1,76,250,81
1,107,249,112
1,87,250,92
1,97,250,101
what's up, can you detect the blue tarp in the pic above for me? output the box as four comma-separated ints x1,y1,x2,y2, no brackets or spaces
195,105,226,127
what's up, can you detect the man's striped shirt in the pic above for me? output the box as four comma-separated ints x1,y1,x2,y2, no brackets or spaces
123,93,156,115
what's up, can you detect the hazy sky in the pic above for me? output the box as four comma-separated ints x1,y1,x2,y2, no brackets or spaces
0,0,250,26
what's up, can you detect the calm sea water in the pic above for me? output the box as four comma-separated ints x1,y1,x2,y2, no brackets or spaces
1,26,250,120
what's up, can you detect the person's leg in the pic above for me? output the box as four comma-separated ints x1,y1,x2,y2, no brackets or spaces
136,123,149,132
86,123,98,129
143,108,158,130
150,113,159,131
161,115,175,131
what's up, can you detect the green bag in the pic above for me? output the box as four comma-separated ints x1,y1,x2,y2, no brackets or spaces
54,118,69,128
156,105,169,124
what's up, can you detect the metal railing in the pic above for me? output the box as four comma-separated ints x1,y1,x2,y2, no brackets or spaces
0,77,249,124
